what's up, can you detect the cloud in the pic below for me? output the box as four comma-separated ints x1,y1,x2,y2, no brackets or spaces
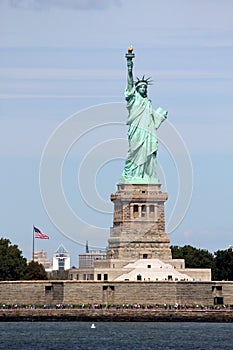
1,67,232,81
0,68,124,80
7,0,121,11
0,93,118,99
1,1,232,50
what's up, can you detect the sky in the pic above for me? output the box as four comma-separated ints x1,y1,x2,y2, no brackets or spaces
0,0,232,267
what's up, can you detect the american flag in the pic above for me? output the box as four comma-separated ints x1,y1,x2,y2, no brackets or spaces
33,226,49,239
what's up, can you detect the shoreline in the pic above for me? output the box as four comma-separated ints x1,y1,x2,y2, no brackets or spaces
1,309,233,322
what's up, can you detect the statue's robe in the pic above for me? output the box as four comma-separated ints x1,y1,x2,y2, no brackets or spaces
120,86,167,184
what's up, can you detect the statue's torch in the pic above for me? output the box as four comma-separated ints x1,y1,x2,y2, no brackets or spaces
125,45,135,60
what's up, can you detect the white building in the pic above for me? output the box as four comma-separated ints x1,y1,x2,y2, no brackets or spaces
33,251,53,272
53,245,70,271
114,259,193,281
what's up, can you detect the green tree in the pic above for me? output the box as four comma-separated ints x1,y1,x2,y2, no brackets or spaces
171,245,214,269
0,238,27,281
212,249,233,281
24,260,48,280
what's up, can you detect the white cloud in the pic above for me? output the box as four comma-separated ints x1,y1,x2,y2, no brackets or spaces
6,0,121,11
0,93,117,99
1,67,232,80
0,68,124,79
0,0,232,49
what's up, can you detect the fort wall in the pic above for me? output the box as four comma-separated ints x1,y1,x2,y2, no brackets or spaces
0,281,232,306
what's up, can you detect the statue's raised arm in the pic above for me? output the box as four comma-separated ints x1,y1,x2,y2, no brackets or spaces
125,46,134,90
120,46,168,185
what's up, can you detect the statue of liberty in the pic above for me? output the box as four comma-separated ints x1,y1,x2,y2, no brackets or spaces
120,46,168,184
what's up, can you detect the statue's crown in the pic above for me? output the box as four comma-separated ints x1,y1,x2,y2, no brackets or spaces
135,76,153,87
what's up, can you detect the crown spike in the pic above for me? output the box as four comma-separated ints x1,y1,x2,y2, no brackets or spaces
135,75,153,87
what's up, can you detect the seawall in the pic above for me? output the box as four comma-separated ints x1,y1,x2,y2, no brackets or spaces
1,309,233,322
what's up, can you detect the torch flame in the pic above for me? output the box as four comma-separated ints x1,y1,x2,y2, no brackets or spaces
128,45,133,53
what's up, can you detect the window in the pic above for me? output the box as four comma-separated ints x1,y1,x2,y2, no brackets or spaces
216,286,222,291
97,274,101,280
104,274,108,281
137,274,142,281
133,205,139,218
143,254,148,259
45,286,52,294
212,286,223,292
141,205,146,217
58,257,65,270
214,297,224,305
147,265,151,269
149,205,154,213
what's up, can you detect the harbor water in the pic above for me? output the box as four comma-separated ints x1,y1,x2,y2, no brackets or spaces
0,322,232,350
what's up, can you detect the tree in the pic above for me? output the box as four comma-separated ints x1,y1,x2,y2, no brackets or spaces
171,245,214,269
0,238,27,281
24,260,48,280
212,249,233,281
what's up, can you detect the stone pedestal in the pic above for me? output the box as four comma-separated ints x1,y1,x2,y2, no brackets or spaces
107,184,172,260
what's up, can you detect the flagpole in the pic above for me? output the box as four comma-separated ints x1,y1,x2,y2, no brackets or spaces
32,225,34,261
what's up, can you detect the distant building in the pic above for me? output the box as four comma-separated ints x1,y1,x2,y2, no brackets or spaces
68,242,106,281
78,240,106,268
79,250,107,268
53,245,70,271
33,251,53,272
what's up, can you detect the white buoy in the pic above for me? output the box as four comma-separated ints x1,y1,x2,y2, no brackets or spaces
91,323,96,329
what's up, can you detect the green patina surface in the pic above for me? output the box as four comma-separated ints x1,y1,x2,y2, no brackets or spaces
120,47,167,185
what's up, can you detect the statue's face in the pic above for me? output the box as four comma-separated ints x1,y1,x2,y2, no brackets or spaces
137,84,147,97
